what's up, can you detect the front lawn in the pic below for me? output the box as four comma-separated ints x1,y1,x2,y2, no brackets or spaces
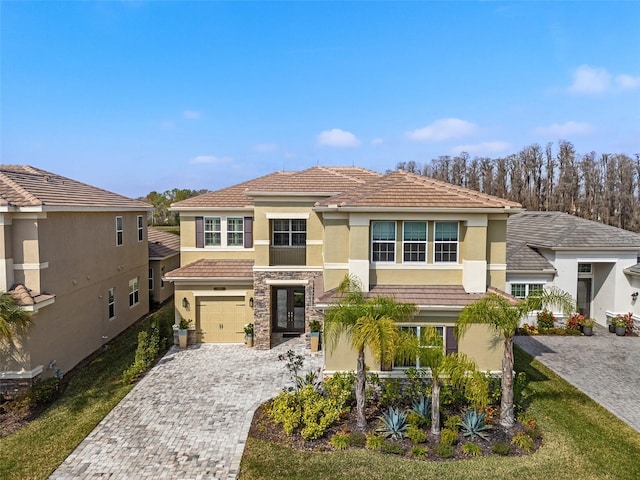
239,345,640,480
0,301,175,480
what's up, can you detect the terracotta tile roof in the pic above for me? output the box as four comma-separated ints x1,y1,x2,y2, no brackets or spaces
316,285,517,307
508,211,640,272
171,167,381,209
316,170,523,209
9,283,55,307
164,259,254,279
148,228,180,260
0,165,151,210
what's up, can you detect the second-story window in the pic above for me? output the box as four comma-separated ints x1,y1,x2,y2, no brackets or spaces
434,221,458,263
137,215,144,242
204,217,221,246
403,221,427,262
273,219,306,246
227,217,244,247
115,216,123,246
372,221,396,262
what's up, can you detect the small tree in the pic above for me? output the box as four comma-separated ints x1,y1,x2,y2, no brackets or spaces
0,293,32,342
324,276,417,432
456,287,575,428
395,326,488,435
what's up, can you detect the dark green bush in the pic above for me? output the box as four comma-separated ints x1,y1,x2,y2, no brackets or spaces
381,439,405,455
435,442,454,458
492,442,512,455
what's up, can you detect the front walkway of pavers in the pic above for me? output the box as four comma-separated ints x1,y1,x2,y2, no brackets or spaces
515,327,640,432
50,337,323,480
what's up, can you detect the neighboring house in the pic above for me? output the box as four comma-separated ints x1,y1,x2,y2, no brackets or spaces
0,165,152,395
507,211,640,330
166,167,523,373
148,228,180,305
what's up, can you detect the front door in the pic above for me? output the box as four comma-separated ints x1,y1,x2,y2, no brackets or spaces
273,287,305,332
577,278,592,317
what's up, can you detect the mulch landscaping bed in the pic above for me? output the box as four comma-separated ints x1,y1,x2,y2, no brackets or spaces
248,399,541,460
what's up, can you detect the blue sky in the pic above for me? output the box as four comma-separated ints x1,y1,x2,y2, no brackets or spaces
2,1,639,198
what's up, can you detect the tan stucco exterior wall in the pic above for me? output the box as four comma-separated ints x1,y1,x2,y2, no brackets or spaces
323,218,349,264
370,268,462,285
150,254,180,304
1,211,150,379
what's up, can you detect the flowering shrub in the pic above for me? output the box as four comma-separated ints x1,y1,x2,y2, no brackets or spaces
614,312,635,334
536,309,556,329
566,313,584,331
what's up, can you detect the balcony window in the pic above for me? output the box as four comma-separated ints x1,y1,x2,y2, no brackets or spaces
227,217,244,247
270,219,306,265
204,217,221,246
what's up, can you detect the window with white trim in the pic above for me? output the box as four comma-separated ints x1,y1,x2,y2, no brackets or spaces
227,217,244,247
137,215,144,242
434,221,458,263
160,266,165,288
204,217,221,246
578,263,592,274
115,216,123,246
371,221,396,262
149,268,154,291
272,219,306,246
108,288,115,319
394,325,445,369
510,283,544,299
129,277,139,307
403,221,427,262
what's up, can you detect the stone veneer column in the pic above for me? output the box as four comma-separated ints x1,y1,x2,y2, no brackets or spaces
252,270,323,350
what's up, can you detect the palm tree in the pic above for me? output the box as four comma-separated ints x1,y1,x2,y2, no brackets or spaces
456,287,575,428
324,276,417,432
395,326,488,435
0,292,32,341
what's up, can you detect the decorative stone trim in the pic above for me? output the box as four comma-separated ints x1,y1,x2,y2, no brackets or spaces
253,270,323,350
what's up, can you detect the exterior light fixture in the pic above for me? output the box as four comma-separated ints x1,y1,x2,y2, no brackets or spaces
249,297,254,308
632,292,639,301
182,297,189,309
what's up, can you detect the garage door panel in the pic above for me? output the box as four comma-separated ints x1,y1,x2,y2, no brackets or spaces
198,296,246,343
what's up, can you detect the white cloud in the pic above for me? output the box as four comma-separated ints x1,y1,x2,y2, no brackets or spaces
371,138,384,146
254,143,278,153
451,141,510,155
160,121,175,129
406,118,477,142
183,110,203,119
189,155,232,164
615,74,640,90
534,121,595,137
316,128,361,148
568,65,612,93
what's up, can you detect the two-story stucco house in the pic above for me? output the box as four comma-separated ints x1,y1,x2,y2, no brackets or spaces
507,211,640,331
0,165,152,394
167,166,523,373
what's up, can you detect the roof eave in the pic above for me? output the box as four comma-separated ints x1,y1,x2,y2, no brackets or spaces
244,190,341,197
169,206,254,212
163,276,254,282
313,206,525,213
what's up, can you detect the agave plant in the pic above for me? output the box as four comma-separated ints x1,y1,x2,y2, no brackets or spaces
457,409,493,441
377,407,408,439
411,394,432,419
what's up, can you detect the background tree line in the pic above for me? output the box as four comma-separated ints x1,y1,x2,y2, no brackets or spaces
396,141,640,232
139,188,209,226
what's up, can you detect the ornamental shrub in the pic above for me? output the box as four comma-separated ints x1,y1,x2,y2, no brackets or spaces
537,309,556,329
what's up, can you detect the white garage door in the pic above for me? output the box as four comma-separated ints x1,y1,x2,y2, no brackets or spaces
198,296,246,343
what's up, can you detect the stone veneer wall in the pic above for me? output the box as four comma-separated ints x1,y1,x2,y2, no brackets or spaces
253,270,323,350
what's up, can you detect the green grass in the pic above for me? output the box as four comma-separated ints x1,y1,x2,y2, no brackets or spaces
239,345,640,480
0,301,175,480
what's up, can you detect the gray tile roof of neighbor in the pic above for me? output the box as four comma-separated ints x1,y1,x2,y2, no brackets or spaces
0,165,151,210
507,211,640,272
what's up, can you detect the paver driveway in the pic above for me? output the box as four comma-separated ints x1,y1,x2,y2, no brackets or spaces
515,327,640,432
50,337,322,480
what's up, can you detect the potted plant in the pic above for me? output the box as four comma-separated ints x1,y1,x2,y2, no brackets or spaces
244,323,254,347
566,313,584,332
613,315,627,336
309,319,322,352
178,318,191,348
582,317,595,336
608,317,616,333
